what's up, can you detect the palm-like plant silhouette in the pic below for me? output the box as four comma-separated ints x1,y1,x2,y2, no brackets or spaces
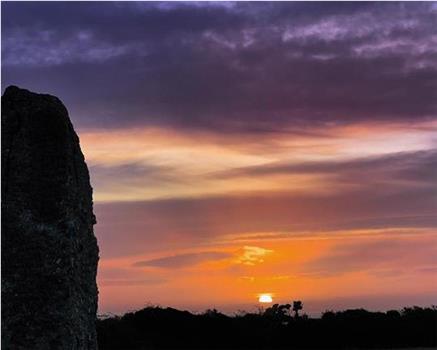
292,301,303,318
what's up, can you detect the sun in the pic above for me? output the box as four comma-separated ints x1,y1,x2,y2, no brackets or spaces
258,294,273,303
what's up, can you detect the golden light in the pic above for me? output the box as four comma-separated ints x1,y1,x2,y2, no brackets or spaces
258,294,273,303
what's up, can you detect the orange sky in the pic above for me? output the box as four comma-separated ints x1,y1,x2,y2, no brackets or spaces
77,121,437,315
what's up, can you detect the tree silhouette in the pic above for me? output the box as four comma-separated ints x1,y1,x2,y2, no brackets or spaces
264,303,291,321
96,305,437,349
292,301,303,318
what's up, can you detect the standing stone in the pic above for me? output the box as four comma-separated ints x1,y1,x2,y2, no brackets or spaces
2,86,99,349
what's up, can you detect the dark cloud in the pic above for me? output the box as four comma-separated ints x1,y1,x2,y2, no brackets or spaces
2,2,436,132
133,251,231,268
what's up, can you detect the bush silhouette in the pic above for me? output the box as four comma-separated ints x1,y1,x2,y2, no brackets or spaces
97,304,437,349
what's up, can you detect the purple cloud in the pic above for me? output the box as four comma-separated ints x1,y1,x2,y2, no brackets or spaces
2,2,436,132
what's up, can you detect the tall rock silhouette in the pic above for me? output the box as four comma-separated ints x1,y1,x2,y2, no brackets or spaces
2,86,99,349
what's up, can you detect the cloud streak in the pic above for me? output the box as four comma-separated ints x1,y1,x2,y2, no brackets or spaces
94,186,437,258
133,251,232,268
303,236,437,277
213,149,437,187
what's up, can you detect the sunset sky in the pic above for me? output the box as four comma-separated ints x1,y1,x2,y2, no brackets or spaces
2,1,437,315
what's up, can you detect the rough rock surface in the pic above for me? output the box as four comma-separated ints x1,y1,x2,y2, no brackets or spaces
2,86,99,349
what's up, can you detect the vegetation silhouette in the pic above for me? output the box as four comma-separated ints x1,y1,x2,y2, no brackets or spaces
97,303,437,349
293,300,303,318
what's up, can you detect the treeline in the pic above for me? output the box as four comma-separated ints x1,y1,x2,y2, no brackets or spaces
97,304,437,349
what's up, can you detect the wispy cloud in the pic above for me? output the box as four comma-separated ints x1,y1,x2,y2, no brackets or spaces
79,122,437,202
95,187,437,259
303,236,437,277
213,149,437,181
235,246,273,266
133,251,232,269
99,278,166,287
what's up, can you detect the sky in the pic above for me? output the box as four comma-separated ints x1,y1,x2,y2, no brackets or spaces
2,1,437,316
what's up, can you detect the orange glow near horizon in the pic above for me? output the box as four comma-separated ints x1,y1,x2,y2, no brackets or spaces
80,120,437,315
96,228,437,314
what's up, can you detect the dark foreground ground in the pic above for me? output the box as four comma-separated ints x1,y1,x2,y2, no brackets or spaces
97,305,437,349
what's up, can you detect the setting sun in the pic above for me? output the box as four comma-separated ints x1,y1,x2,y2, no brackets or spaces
258,294,273,303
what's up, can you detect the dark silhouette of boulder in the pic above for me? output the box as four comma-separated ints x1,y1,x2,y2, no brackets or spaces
2,86,99,349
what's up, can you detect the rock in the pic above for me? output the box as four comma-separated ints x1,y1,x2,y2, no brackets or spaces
2,86,99,349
